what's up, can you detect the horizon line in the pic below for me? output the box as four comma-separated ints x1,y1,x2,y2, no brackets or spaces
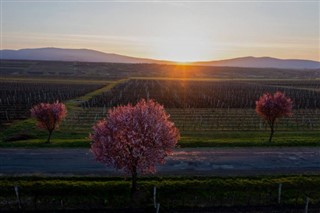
1,46,320,63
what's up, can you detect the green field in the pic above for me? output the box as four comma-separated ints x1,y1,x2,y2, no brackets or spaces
1,111,320,148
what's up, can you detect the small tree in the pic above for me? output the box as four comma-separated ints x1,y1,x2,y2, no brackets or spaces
30,101,67,143
90,99,180,194
256,91,292,142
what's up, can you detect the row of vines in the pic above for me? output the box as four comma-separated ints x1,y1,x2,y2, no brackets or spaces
1,79,320,131
0,82,104,127
82,79,320,109
77,79,320,131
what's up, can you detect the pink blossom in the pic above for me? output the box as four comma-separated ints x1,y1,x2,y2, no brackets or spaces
30,101,67,143
90,99,180,193
256,91,292,142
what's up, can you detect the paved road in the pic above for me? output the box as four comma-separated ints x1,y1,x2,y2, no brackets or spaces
0,147,319,176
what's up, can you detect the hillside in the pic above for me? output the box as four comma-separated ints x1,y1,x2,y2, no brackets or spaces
195,56,320,69
1,47,319,69
0,47,169,64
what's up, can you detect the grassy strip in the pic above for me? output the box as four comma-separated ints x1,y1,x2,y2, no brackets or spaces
65,78,128,110
1,176,320,209
0,79,128,146
179,131,320,147
0,119,89,147
3,112,319,148
1,122,319,148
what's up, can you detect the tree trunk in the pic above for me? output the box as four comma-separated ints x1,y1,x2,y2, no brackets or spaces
268,122,274,143
46,130,53,143
131,168,138,197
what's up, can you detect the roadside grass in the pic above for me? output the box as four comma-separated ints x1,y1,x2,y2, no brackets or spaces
0,119,90,148
1,175,320,210
179,131,320,147
1,119,319,148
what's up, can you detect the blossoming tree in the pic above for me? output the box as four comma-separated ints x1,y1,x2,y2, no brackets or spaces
90,99,180,194
256,91,293,142
30,101,67,143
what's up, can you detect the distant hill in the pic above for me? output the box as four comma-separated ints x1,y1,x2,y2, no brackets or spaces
1,47,319,69
0,47,169,64
195,56,320,69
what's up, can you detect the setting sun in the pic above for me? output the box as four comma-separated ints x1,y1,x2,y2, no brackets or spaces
152,37,216,63
154,43,214,63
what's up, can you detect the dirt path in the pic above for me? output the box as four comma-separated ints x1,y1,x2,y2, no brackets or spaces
0,147,319,176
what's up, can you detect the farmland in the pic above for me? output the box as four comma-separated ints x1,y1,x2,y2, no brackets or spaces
0,80,106,128
1,60,320,146
1,77,319,147
83,79,320,109
81,79,320,131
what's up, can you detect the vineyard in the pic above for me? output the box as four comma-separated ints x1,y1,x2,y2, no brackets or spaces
63,107,319,133
82,79,320,109
0,81,105,127
1,77,320,146
77,79,320,132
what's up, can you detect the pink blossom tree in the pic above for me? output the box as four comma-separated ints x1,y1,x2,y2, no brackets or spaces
90,99,180,194
256,91,293,142
30,101,67,143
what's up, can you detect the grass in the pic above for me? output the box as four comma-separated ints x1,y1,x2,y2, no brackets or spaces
66,79,128,107
65,79,127,112
1,119,319,148
1,107,319,148
0,119,90,148
179,131,320,147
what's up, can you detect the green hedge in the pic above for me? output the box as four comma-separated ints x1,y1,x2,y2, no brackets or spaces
1,176,320,209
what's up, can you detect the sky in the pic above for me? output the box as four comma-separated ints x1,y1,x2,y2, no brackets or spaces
1,0,319,62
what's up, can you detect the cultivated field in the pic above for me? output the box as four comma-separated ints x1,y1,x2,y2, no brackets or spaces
1,60,320,146
80,79,320,132
1,71,319,147
0,80,106,127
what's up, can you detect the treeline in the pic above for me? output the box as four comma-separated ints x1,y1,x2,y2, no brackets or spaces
2,59,319,79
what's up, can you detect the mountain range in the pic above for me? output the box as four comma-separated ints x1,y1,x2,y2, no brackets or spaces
1,47,319,69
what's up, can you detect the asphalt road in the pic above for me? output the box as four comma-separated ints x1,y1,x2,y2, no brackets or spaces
0,147,319,176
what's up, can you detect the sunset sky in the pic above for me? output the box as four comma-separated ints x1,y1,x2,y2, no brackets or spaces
1,1,319,62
